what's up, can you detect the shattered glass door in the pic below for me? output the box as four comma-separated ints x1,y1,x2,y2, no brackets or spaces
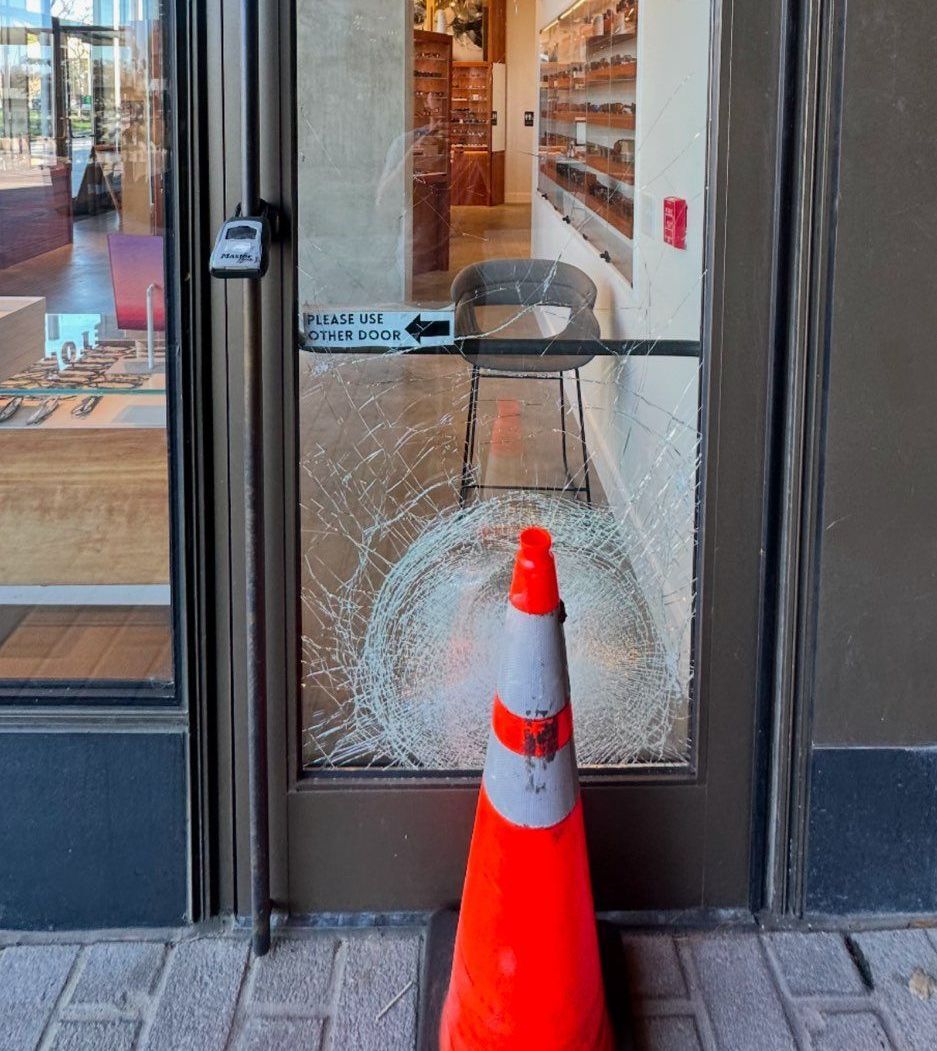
297,0,711,771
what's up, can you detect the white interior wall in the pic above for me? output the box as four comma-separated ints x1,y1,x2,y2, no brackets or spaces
571,355,699,689
631,0,710,341
505,1,538,203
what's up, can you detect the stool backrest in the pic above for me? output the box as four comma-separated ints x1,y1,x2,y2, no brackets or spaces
450,259,598,313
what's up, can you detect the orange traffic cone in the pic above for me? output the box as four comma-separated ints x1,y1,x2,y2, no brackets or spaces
440,527,614,1051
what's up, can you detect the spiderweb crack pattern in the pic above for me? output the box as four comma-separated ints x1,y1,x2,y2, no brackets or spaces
300,347,698,770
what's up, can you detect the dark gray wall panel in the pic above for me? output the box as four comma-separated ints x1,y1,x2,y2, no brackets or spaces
810,0,937,748
0,732,188,929
806,746,937,914
812,1,937,746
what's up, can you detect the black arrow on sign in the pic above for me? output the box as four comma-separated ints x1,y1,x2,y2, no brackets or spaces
405,315,452,343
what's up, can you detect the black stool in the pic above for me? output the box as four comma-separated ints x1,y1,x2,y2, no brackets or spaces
451,259,601,507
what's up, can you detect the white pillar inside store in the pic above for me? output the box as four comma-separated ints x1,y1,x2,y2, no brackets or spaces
297,0,412,304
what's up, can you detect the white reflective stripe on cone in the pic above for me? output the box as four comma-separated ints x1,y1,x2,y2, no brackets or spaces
498,604,570,718
482,730,579,829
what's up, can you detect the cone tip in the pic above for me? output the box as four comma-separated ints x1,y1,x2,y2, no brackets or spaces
509,527,561,615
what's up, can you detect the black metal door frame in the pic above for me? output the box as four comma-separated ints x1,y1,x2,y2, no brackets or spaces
203,0,806,921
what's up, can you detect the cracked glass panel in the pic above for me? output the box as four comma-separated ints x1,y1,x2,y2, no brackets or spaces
297,0,710,770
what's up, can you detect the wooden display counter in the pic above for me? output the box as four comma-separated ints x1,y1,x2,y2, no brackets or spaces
0,427,169,588
0,165,73,268
0,298,46,382
413,31,453,275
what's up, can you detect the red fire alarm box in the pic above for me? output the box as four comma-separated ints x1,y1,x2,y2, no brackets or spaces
663,197,687,249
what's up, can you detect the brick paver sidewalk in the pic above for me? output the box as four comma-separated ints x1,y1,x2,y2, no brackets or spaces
3,925,937,1049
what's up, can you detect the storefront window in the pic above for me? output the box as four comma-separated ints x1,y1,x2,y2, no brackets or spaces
297,0,709,770
0,0,173,688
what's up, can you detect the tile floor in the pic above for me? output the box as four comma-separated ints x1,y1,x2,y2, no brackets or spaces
3,924,937,1050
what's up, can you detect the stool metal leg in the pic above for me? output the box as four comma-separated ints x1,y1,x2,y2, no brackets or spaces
559,375,572,488
574,368,592,505
459,364,480,508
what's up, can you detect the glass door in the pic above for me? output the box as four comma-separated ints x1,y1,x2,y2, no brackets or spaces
270,0,785,912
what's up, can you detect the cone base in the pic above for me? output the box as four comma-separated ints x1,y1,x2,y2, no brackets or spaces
439,788,614,1051
440,996,615,1051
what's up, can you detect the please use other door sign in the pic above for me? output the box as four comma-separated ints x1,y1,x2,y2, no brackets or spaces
303,309,455,349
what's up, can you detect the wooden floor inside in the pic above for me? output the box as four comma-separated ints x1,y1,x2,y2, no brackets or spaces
0,607,172,683
0,212,118,315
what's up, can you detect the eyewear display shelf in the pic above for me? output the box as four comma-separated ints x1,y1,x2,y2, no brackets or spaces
538,0,638,281
451,62,499,206
413,30,453,275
